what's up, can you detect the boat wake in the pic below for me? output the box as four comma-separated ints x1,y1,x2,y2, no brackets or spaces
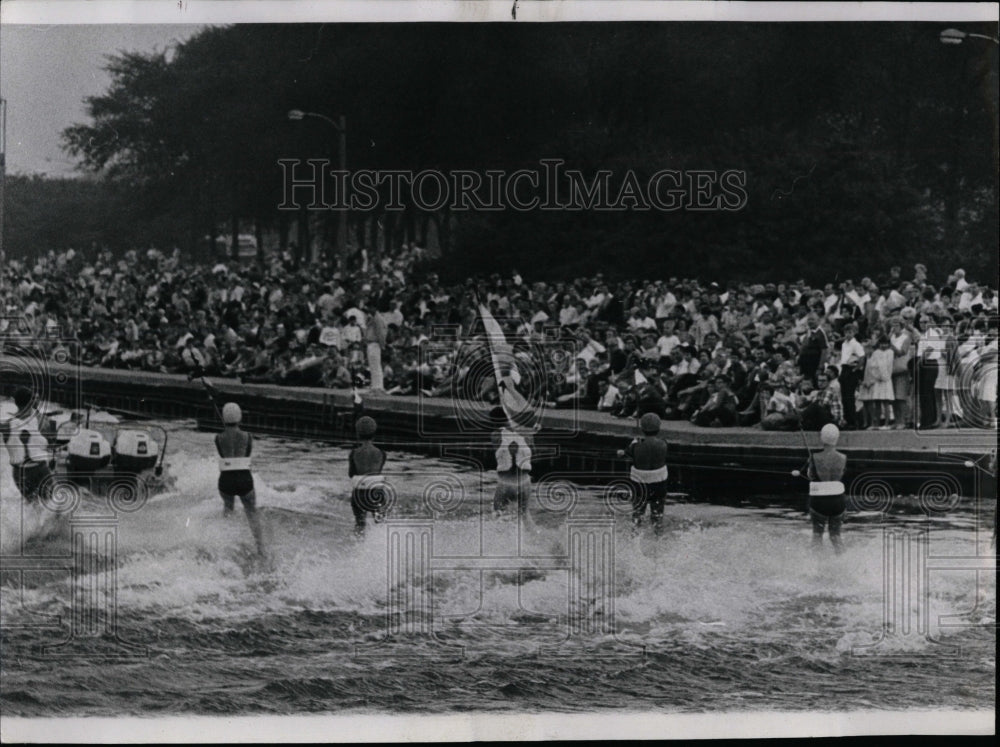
2,423,995,714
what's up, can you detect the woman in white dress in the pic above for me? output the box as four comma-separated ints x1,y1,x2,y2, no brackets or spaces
933,318,957,427
862,335,895,429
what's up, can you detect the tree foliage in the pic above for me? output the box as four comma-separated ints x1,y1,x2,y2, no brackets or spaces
8,22,997,284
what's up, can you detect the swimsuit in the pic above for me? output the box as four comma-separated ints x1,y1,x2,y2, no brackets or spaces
216,431,254,504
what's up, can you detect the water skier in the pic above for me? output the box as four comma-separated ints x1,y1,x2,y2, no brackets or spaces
216,402,265,556
806,423,847,554
490,406,534,517
348,415,388,537
620,412,669,535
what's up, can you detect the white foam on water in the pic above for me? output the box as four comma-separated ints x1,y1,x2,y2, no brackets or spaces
0,447,63,551
2,423,994,660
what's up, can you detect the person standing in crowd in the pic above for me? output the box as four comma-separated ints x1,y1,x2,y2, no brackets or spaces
839,322,865,429
348,416,389,537
954,318,986,427
978,322,998,430
619,413,670,535
364,301,388,393
915,313,940,429
862,336,895,429
806,423,847,554
934,316,958,428
0,387,53,504
889,316,914,430
215,402,265,556
798,313,829,383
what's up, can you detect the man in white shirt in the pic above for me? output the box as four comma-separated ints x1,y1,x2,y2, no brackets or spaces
844,280,869,316
381,301,404,329
597,379,620,412
317,283,343,316
574,331,607,365
958,283,982,313
655,288,677,320
586,286,608,310
318,315,343,349
657,320,681,359
343,304,366,329
823,284,841,317
559,299,580,327
886,285,907,314
985,290,998,313
638,333,660,362
268,286,284,312
837,322,866,429
670,346,700,378
342,314,363,345
627,307,657,333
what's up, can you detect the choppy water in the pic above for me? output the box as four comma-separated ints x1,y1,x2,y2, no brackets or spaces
0,418,995,716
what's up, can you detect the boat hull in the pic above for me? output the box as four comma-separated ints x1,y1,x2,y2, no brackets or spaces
112,454,159,474
67,453,112,472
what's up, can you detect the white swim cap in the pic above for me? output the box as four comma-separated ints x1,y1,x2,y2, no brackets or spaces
820,423,840,446
222,402,242,425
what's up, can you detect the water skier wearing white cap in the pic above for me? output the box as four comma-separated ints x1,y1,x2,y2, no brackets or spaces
216,402,264,555
807,423,847,553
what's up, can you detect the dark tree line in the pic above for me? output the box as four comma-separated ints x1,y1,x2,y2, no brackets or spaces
4,22,996,285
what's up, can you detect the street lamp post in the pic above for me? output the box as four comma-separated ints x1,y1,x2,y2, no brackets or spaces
288,109,348,266
939,26,1000,279
1,98,7,265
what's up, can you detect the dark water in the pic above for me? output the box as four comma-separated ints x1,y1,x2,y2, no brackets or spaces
1,420,995,716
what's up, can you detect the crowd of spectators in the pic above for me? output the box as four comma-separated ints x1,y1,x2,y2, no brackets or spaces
2,245,997,432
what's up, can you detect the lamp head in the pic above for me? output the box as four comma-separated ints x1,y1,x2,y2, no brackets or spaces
940,28,967,45
287,109,306,121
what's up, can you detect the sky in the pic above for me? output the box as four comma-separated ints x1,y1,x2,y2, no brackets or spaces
0,24,204,176
0,3,993,177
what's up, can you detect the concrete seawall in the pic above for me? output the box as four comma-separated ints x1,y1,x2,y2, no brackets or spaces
2,360,995,498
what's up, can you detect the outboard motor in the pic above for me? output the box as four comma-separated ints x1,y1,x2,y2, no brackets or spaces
40,408,74,446
66,428,112,472
112,429,160,474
